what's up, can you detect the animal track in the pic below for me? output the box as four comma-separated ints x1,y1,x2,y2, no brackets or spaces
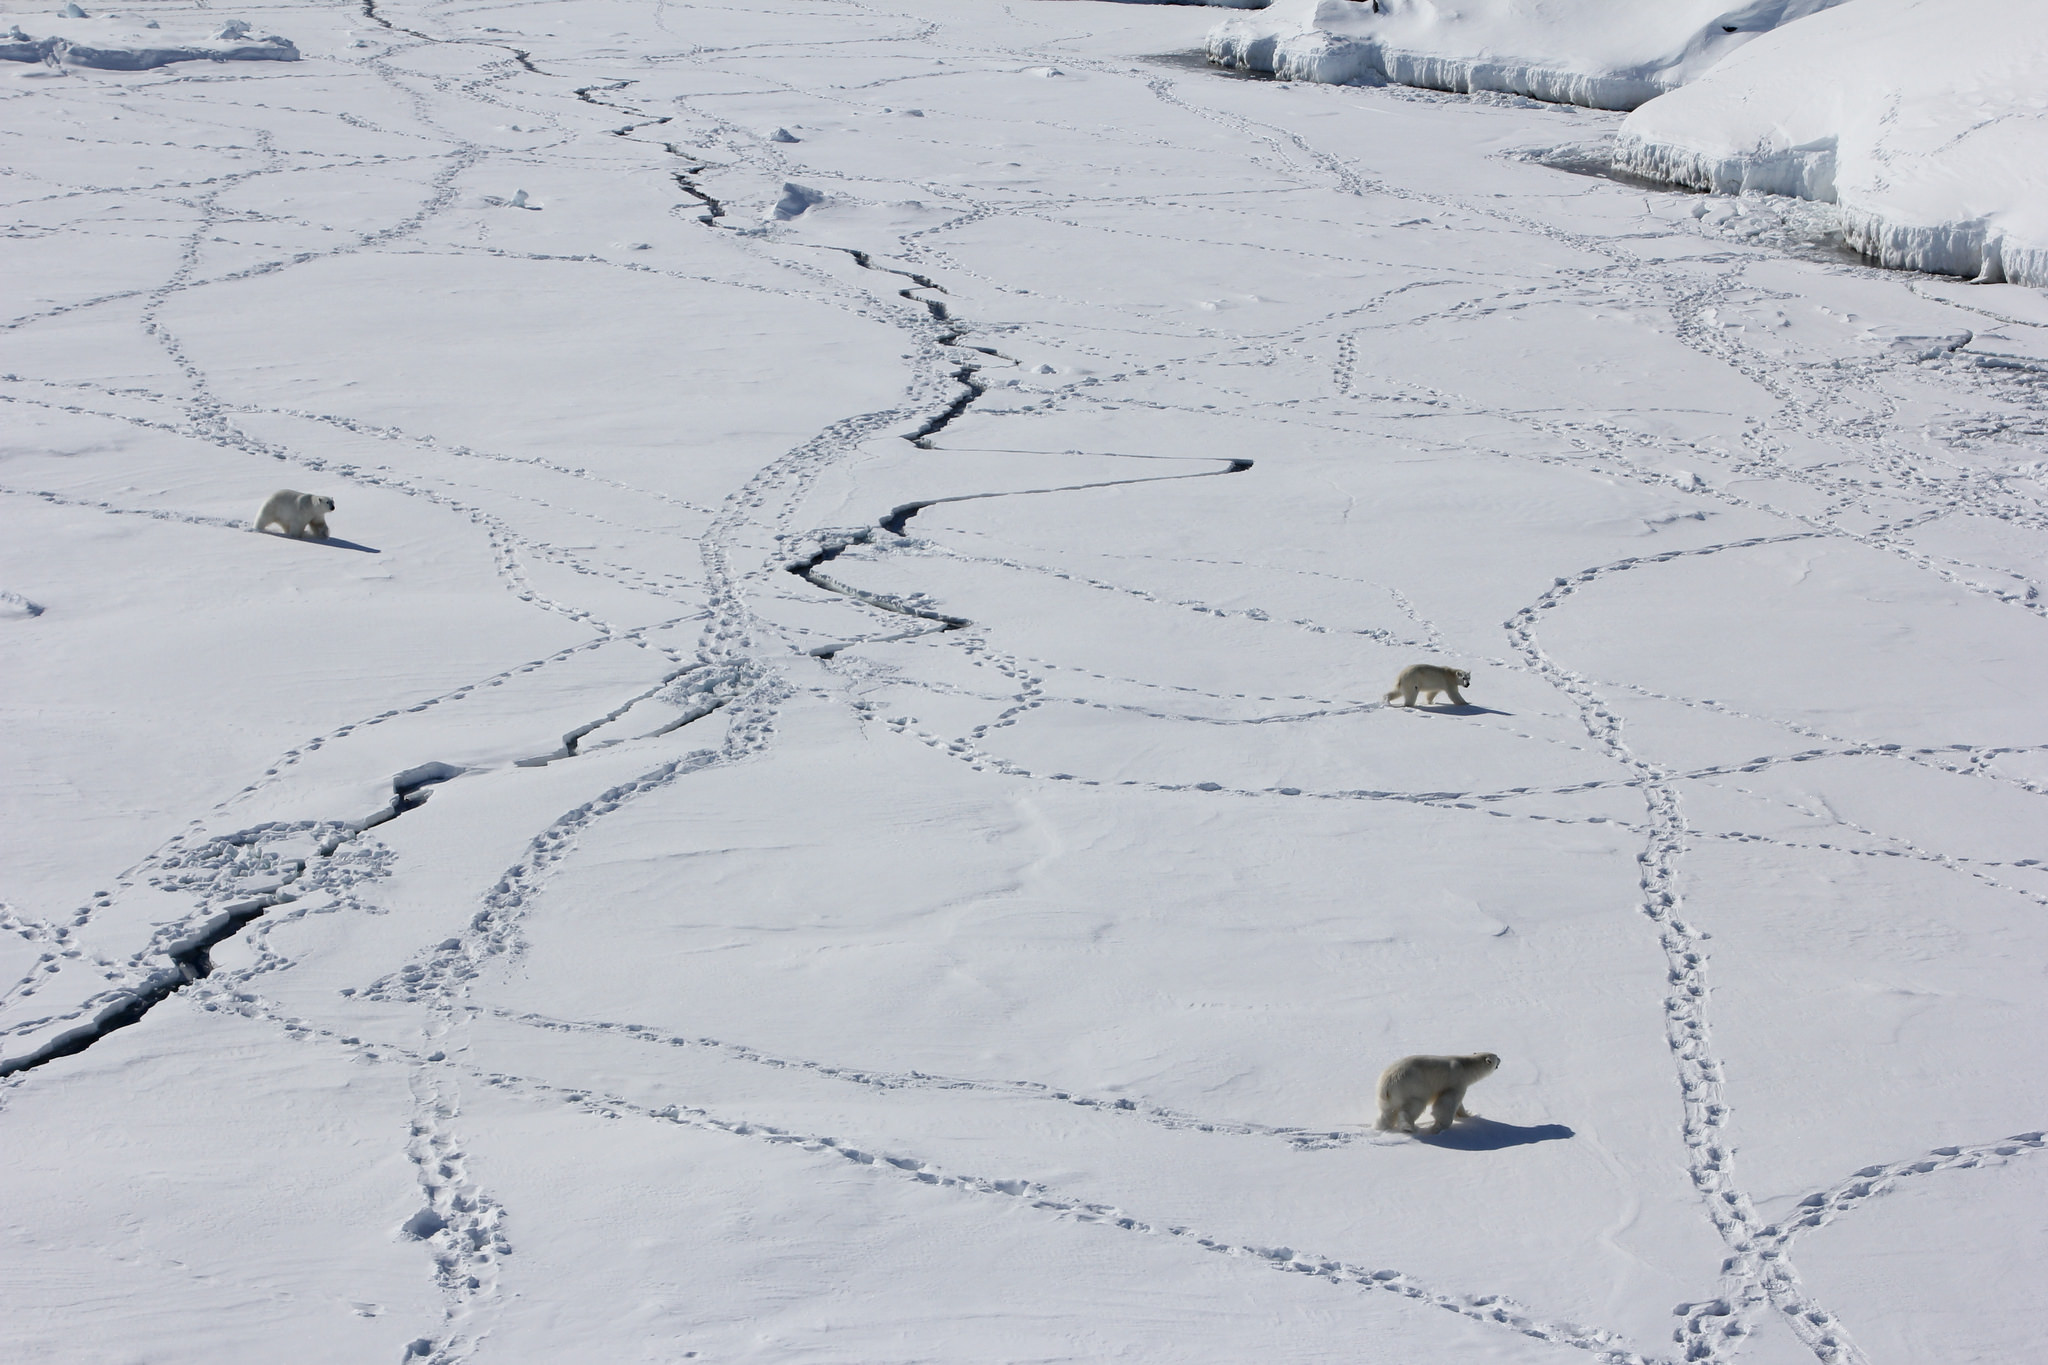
10,11,2046,1363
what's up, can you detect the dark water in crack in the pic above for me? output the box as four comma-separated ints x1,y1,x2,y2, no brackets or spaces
1143,51,1276,81
1522,142,1874,269
3,67,1240,1075
0,769,458,1079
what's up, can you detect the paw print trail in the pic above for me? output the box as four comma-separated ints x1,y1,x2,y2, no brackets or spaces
1758,1131,2046,1253
0,638,757,1084
473,1005,1388,1150
429,1049,1672,1365
1505,550,1867,1363
360,670,786,1009
393,1069,513,1365
0,799,422,1083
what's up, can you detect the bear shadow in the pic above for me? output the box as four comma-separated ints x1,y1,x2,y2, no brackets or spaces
272,534,380,554
1422,1118,1573,1150
1416,703,1512,716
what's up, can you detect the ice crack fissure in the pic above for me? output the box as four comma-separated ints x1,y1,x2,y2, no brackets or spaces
0,767,458,1080
785,457,1253,655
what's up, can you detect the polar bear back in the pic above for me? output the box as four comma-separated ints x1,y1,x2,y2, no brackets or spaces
1376,1052,1499,1103
255,488,336,539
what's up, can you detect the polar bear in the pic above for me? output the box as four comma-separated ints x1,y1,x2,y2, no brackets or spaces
255,489,336,539
1375,1052,1499,1133
1385,663,1470,707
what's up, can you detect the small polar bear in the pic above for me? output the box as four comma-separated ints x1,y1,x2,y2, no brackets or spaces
1375,1052,1500,1133
1385,663,1470,708
255,489,336,539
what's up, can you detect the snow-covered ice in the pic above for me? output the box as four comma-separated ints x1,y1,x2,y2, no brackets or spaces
0,7,297,69
3,2,2046,1363
1616,0,2048,288
1207,0,1849,109
1209,0,2048,289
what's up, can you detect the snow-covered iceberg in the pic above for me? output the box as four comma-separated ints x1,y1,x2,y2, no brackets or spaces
1207,0,1846,110
0,14,298,70
1616,0,2048,287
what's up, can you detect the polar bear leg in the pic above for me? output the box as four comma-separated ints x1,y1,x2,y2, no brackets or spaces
256,492,294,535
306,514,329,538
1429,1089,1463,1132
1376,1095,1424,1132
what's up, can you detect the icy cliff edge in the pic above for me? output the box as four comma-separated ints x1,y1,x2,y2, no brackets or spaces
1616,0,2048,287
1206,0,1847,111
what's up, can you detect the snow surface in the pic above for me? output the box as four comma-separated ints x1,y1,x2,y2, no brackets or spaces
1616,0,2048,289
4,2,2048,1363
1207,0,1849,109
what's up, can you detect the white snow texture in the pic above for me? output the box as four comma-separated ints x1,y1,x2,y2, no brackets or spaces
3,2,2047,1365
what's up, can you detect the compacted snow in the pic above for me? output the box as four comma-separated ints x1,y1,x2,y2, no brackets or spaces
1616,0,2048,289
3,2,2046,1364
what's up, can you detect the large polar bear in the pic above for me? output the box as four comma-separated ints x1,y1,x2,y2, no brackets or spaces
1384,663,1470,707
255,489,336,539
1375,1052,1499,1133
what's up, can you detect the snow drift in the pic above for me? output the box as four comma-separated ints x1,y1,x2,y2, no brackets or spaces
1207,0,1847,110
1616,0,2048,287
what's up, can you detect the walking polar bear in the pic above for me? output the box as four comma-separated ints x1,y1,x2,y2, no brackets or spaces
256,489,336,539
1375,1052,1499,1133
1385,663,1470,708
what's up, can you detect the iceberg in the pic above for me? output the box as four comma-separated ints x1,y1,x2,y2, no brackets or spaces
1616,0,2048,286
1208,0,1847,110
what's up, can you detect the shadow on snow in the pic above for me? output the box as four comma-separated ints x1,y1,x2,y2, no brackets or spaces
1424,1119,1575,1151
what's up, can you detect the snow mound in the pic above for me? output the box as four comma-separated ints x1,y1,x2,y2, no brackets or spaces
0,13,298,69
1207,0,1847,110
0,590,45,619
769,182,826,221
1616,0,2048,287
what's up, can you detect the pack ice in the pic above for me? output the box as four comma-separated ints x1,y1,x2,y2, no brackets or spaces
2,1,2046,1363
